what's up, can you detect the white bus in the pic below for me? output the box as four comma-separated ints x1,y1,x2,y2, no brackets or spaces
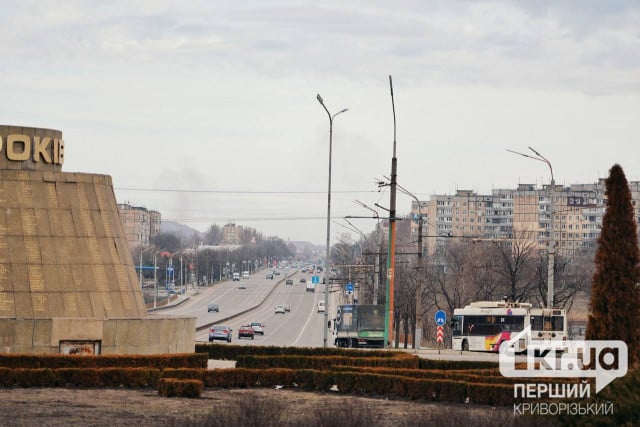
451,300,567,353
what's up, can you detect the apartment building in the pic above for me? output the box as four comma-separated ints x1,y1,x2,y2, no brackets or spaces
117,203,161,248
222,223,243,244
411,179,640,257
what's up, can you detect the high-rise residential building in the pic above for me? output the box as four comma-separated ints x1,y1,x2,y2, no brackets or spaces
117,203,161,248
222,223,242,244
411,178,640,257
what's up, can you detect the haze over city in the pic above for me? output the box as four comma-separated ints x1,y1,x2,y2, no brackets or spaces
2,1,639,244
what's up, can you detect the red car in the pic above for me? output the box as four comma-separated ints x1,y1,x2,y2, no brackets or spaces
238,325,255,340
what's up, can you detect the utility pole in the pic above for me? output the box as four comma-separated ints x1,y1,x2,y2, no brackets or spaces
384,75,398,349
507,147,555,308
415,209,424,351
373,229,380,304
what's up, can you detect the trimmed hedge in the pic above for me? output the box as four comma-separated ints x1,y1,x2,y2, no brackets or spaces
0,365,522,406
0,367,161,388
418,358,498,370
0,353,207,369
330,365,582,387
195,343,406,360
158,378,203,398
236,355,419,370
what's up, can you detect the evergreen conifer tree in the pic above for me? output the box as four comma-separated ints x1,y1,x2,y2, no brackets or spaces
586,164,640,366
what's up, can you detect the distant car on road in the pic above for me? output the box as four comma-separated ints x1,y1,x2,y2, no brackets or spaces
238,325,255,340
208,325,232,342
275,305,286,314
300,278,306,283
266,273,274,280
207,303,219,312
285,279,294,285
283,303,291,312
250,321,265,335
239,283,247,290
232,273,240,281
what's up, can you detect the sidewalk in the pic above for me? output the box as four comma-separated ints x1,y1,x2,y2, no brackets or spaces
146,284,209,312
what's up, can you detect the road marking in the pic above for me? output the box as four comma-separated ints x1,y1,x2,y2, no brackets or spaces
293,299,320,346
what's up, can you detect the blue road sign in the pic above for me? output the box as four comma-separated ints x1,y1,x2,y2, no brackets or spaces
345,283,354,293
312,275,320,284
435,310,447,326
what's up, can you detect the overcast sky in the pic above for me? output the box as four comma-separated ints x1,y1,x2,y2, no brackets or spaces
2,1,639,245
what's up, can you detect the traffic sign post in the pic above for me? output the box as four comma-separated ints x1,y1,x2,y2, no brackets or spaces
434,310,446,326
434,310,446,353
436,326,444,353
345,283,354,294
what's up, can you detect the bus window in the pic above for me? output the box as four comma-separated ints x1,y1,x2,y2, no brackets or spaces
452,315,463,336
531,315,565,332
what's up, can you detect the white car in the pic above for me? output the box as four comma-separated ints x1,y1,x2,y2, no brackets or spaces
275,305,286,314
250,321,265,335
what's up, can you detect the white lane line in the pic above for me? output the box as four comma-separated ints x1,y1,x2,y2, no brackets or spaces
293,294,320,346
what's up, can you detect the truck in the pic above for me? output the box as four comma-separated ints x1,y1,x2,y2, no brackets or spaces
306,281,315,292
334,304,385,348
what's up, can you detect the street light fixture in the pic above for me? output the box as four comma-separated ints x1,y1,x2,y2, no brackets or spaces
317,93,348,348
507,146,556,308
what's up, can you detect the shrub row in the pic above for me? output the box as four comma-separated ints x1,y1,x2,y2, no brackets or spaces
0,353,208,369
157,378,203,398
0,367,161,387
330,365,583,386
417,358,498,370
195,343,407,360
0,366,513,405
235,354,419,370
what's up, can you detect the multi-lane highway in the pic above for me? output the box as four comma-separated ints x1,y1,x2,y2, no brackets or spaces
154,269,336,347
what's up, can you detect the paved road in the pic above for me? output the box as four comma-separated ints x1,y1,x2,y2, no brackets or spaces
155,269,336,347
154,270,518,362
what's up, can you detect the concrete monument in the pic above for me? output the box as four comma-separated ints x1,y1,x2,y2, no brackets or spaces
0,125,194,354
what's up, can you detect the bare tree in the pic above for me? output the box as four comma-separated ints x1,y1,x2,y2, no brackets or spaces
531,251,592,309
485,232,538,302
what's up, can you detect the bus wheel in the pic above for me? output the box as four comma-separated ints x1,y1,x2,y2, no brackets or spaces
462,340,469,351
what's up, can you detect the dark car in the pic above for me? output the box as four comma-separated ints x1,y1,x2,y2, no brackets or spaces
207,303,219,312
238,325,255,340
300,278,306,283
285,279,294,285
208,325,232,342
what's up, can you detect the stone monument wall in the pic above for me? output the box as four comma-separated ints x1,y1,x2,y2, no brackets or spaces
0,125,194,354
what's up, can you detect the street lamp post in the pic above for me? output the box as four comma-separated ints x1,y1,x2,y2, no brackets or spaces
317,93,348,348
507,147,556,308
